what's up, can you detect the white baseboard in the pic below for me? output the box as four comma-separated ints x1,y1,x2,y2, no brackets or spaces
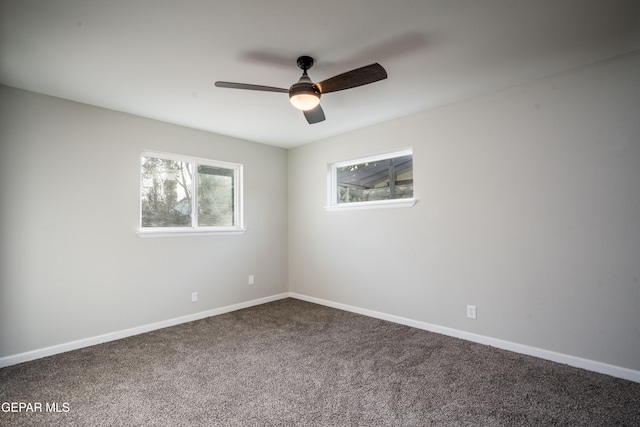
0,293,289,369
3,291,638,384
289,292,640,384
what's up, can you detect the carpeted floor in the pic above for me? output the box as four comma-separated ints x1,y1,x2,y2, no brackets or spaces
1,298,639,426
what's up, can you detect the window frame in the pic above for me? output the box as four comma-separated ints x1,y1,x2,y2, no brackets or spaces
325,148,417,211
138,150,246,238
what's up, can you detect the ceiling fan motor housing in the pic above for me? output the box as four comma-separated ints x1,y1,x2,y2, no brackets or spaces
289,73,320,102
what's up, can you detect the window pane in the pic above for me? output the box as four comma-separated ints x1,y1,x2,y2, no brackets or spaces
337,154,413,204
197,165,234,227
141,157,192,227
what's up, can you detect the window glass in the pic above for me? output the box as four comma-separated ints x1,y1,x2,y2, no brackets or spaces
141,157,193,227
333,152,413,205
197,165,234,227
140,151,243,235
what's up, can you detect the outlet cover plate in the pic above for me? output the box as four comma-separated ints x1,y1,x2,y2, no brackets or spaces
467,305,477,319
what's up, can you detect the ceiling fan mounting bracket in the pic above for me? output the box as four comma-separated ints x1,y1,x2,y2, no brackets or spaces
296,56,314,71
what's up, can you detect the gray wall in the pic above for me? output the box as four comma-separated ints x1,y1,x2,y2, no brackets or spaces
2,50,639,374
0,86,289,358
289,51,640,371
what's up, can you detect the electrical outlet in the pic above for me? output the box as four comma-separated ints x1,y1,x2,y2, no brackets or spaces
248,275,255,285
467,305,477,319
191,292,198,303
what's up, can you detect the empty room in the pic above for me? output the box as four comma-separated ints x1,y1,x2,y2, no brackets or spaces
1,0,639,425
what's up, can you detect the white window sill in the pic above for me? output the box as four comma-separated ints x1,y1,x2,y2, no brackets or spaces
137,228,247,238
324,198,417,212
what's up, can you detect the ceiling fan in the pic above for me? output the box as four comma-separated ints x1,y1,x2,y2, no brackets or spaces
215,56,387,124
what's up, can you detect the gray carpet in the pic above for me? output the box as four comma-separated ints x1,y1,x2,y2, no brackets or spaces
1,298,639,426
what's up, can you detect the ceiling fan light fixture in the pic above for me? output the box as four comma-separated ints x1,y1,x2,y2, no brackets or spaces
289,68,321,111
289,91,320,111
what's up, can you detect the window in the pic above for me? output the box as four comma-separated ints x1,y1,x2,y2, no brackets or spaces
326,148,416,211
139,151,245,237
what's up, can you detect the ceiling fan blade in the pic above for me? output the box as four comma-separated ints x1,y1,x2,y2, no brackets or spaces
303,105,325,124
215,81,288,93
315,63,387,94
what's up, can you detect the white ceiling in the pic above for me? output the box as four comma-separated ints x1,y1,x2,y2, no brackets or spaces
2,0,639,149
